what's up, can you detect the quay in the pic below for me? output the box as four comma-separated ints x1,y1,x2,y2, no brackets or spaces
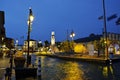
38,53,120,64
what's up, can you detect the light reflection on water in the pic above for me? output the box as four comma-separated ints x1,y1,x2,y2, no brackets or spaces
40,56,120,80
41,56,84,80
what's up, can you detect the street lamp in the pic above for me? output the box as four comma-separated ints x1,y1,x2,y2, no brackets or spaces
38,40,42,52
70,30,75,41
27,7,34,67
15,39,18,50
70,30,75,51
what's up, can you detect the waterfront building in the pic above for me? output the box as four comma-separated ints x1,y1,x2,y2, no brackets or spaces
23,39,38,52
74,33,120,55
107,32,120,42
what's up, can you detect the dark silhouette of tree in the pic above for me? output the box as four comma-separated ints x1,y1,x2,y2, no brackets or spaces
89,33,95,37
44,40,49,47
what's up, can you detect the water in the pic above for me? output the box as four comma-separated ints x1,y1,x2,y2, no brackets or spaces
41,56,120,80
0,56,120,80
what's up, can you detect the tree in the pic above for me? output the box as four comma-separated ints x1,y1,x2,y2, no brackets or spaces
69,40,74,50
55,42,61,51
93,40,101,56
93,38,110,56
93,40,100,51
44,40,49,47
38,42,43,47
74,43,87,54
60,40,71,52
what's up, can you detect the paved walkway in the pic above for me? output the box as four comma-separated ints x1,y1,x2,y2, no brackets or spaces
41,53,120,63
2,60,38,80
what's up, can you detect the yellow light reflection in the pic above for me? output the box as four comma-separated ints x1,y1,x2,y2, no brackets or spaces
103,66,108,77
62,62,84,80
102,65,113,78
109,65,113,74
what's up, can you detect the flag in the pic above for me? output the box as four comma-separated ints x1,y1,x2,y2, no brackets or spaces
107,14,117,21
116,17,120,25
98,16,103,20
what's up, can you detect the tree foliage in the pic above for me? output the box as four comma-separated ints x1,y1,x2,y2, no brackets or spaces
60,40,71,52
74,43,87,53
44,40,49,47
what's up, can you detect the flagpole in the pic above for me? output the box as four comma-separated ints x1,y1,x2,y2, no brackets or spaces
102,0,108,60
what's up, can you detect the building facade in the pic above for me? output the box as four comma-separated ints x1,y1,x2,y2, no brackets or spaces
0,11,14,49
74,33,120,55
23,39,38,52
0,11,6,46
107,32,120,41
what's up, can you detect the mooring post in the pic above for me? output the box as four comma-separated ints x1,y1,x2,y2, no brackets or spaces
37,57,41,79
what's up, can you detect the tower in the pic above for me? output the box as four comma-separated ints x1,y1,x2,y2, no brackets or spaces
51,31,55,46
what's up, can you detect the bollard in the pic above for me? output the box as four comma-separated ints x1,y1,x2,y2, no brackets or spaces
5,68,11,80
37,57,41,79
31,53,37,68
109,59,112,64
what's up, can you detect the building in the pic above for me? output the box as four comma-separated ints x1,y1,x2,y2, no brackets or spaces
23,39,38,52
74,33,102,43
0,11,14,49
51,31,55,46
74,33,120,55
107,32,120,41
75,32,120,44
4,37,14,49
0,11,6,46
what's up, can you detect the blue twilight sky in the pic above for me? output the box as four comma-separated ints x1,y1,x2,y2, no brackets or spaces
0,0,120,44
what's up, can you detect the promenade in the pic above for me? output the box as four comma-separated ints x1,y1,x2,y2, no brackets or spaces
38,53,120,64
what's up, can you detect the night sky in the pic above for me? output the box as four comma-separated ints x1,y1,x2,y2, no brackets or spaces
1,0,120,44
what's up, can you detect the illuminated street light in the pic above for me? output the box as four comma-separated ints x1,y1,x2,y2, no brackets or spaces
15,39,18,50
70,30,75,51
70,30,75,41
27,7,34,67
38,40,42,52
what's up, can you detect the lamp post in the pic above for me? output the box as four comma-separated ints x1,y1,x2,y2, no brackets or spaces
15,39,18,50
27,7,34,67
70,30,75,51
102,0,108,59
70,30,75,41
38,40,42,52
